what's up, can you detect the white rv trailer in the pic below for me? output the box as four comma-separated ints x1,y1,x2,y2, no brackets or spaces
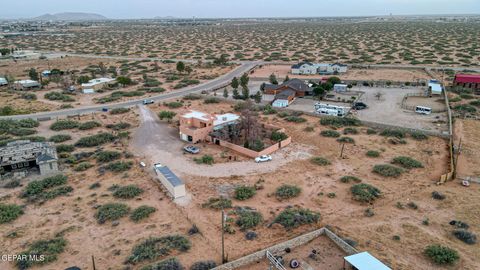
314,103,348,117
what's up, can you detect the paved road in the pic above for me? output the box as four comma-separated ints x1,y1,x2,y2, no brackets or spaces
1,61,259,120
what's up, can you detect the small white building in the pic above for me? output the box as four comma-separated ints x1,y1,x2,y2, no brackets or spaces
291,62,318,75
154,164,186,199
81,77,116,90
82,89,95,94
428,80,443,96
334,84,348,92
0,77,7,86
13,80,41,90
292,62,348,75
12,50,40,60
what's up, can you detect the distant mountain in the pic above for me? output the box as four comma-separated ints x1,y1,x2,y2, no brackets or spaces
32,12,108,21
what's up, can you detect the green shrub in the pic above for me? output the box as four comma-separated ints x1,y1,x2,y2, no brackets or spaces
194,155,214,165
340,176,361,183
380,129,406,138
202,197,232,209
470,100,480,107
366,128,377,135
273,208,320,229
21,175,67,199
74,162,93,171
40,186,73,200
95,203,130,224
454,104,476,113
183,94,202,100
337,136,355,143
392,156,424,169
373,164,404,177
453,230,477,245
56,144,75,153
235,210,262,230
271,131,288,141
310,156,331,166
96,151,121,163
49,134,71,143
343,127,358,135
45,92,75,102
127,235,191,264
106,122,131,130
234,186,256,201
285,116,307,123
15,237,67,269
141,258,184,270
165,101,183,108
204,97,220,104
158,111,177,121
275,184,301,200
321,130,340,138
190,260,217,270
366,150,380,157
0,203,24,223
9,128,36,136
410,131,428,140
130,206,157,222
351,183,381,202
50,120,79,131
110,108,130,115
425,245,459,265
320,117,360,127
78,121,101,130
112,185,144,199
75,133,116,147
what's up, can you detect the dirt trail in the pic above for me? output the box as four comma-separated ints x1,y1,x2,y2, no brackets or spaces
130,106,313,178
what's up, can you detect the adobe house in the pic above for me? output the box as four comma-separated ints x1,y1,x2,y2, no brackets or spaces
263,79,312,108
0,140,59,176
179,110,240,143
454,74,480,93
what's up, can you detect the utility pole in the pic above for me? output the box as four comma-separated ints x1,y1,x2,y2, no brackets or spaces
340,143,345,158
221,209,226,263
92,255,96,270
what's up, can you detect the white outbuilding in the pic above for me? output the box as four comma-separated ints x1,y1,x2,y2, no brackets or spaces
154,164,186,199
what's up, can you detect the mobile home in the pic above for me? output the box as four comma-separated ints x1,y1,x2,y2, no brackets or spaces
314,103,348,117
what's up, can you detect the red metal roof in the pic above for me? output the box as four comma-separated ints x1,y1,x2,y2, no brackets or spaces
455,74,480,84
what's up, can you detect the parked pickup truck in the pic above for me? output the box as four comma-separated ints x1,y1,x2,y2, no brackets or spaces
183,145,200,154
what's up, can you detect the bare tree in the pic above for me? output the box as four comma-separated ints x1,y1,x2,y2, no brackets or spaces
374,91,384,100
240,101,261,148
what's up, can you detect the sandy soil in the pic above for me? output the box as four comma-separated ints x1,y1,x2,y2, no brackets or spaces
454,119,480,178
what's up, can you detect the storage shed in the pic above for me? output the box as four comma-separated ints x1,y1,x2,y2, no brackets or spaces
154,164,186,199
343,252,391,270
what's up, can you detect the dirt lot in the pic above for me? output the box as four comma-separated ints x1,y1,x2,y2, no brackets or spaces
252,65,433,82
454,119,480,178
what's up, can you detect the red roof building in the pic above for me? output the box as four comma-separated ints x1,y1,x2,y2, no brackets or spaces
454,74,480,90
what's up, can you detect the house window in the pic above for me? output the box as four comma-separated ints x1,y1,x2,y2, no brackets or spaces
49,163,53,170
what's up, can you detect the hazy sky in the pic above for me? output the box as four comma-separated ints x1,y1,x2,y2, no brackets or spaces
1,0,479,19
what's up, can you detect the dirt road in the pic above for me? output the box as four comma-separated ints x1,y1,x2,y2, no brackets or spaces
130,106,312,178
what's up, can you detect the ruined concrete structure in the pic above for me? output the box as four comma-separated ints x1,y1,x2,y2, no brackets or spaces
0,140,58,176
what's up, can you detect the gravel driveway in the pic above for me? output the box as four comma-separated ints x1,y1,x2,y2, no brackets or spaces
130,106,312,178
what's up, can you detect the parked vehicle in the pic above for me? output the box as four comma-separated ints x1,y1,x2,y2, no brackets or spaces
183,145,200,154
353,102,368,110
153,163,163,174
415,106,432,115
314,103,348,117
101,107,108,112
255,155,272,163
143,99,155,105
139,161,146,167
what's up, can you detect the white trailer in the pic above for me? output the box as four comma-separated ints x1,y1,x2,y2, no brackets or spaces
154,163,186,199
314,103,348,117
334,84,348,92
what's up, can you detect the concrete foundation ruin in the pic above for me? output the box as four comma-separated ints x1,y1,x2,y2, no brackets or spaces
0,140,59,176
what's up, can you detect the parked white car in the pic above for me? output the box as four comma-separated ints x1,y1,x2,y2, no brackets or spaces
143,99,155,105
255,155,272,163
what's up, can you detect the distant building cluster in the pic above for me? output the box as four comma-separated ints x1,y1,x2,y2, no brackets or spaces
291,62,348,75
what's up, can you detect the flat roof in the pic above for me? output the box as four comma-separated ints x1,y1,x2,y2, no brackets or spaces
81,77,115,87
429,82,443,93
157,165,184,187
344,252,391,270
182,110,212,121
214,113,240,126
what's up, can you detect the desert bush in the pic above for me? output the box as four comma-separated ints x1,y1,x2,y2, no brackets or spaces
194,155,214,165
453,230,477,245
234,186,256,201
364,208,375,217
50,120,79,131
183,94,202,100
142,257,184,270
40,186,73,201
366,150,380,157
4,179,20,189
127,235,191,264
450,220,469,229
454,104,476,113
366,128,377,134
202,197,232,209
78,121,101,130
106,122,131,130
165,101,183,108
56,144,75,153
110,108,130,115
112,185,144,199
380,129,406,138
263,104,277,115
49,134,71,143
410,131,428,140
320,130,340,138
373,164,404,177
74,162,93,172
96,151,121,163
271,131,288,141
285,116,307,123
235,210,263,230
105,161,133,172
340,176,361,183
204,97,220,104
45,92,75,102
320,117,360,127
9,128,36,136
424,245,459,265
158,111,177,121
15,237,67,269
407,202,418,210
351,183,381,202
190,260,216,270
432,191,446,200
273,208,320,229
275,184,301,200
21,175,67,199
337,136,355,143
95,203,130,224
343,127,358,135
75,133,116,147
392,156,424,169
130,206,157,222
310,157,331,166
0,203,24,224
